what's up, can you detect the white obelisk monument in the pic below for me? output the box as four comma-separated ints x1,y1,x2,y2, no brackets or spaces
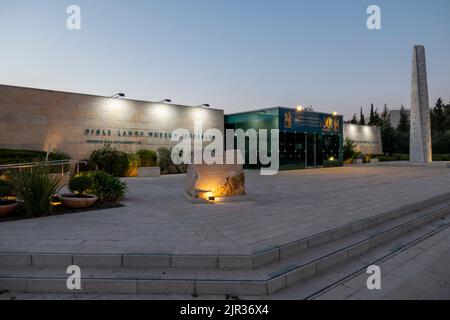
410,45,432,163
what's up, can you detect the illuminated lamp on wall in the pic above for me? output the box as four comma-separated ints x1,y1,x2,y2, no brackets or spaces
110,93,125,99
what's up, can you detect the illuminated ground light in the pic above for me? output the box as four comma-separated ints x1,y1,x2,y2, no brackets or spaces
200,191,216,203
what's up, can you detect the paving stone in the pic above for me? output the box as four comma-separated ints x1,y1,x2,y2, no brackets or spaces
218,256,253,269
0,254,31,266
171,255,218,268
138,280,195,294
122,255,171,268
32,254,72,267
196,280,267,295
83,279,137,294
73,254,122,267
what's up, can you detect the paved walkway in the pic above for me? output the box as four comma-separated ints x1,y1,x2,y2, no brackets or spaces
0,166,449,256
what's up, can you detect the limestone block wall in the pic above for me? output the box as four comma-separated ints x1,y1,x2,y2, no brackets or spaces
343,123,382,155
0,85,224,160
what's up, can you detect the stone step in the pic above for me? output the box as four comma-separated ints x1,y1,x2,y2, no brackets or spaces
2,192,449,271
1,200,449,296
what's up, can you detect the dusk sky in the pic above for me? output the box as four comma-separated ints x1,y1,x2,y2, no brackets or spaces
1,0,449,119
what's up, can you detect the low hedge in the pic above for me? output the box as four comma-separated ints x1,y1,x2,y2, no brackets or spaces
0,149,70,165
378,154,450,162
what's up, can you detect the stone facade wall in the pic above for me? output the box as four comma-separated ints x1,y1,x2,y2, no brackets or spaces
343,123,382,155
0,85,224,160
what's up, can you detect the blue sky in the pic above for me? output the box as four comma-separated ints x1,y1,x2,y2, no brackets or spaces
0,0,449,119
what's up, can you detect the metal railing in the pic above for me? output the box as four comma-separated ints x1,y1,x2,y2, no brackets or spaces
0,160,88,178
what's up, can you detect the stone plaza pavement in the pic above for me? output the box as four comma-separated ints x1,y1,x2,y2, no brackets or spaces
0,166,450,256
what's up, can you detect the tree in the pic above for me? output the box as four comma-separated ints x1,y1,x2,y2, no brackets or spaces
397,105,410,133
380,104,394,155
373,108,382,127
343,138,357,160
350,114,358,124
369,104,375,126
431,98,446,133
359,107,366,125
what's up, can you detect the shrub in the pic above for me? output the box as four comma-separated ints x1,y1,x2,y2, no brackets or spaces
343,138,357,161
89,144,130,177
68,175,93,195
9,166,62,216
48,151,71,162
378,156,397,162
136,150,158,167
126,153,140,177
0,178,14,199
157,147,174,174
433,154,450,161
0,149,70,165
88,171,127,204
157,147,187,175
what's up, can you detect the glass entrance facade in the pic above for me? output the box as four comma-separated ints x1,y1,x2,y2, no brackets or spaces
225,107,343,170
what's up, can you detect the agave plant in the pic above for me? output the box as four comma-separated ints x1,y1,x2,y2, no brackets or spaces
9,166,62,217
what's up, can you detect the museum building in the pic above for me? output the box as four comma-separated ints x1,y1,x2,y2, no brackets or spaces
0,84,381,169
225,107,344,170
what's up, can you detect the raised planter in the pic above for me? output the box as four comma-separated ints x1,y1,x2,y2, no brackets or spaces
370,158,380,164
0,200,19,217
353,159,363,165
59,194,98,209
138,167,161,178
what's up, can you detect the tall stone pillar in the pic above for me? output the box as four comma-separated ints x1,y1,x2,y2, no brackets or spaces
410,45,432,163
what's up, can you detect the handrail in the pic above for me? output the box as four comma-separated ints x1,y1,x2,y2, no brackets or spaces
0,160,87,170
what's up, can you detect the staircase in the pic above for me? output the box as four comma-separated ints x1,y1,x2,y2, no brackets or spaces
1,193,450,296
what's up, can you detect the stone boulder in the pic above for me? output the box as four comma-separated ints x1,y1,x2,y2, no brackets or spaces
185,150,245,200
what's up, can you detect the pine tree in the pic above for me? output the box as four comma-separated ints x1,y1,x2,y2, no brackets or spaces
380,104,391,126
359,107,366,125
350,114,358,124
373,108,381,127
369,104,375,126
431,98,446,133
397,105,409,132
380,104,394,155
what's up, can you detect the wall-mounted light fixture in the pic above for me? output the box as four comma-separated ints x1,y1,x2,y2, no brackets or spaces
296,105,304,112
111,93,125,99
157,99,172,104
196,104,210,108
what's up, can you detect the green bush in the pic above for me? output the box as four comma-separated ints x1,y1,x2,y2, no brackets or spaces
378,156,398,162
9,166,62,216
88,171,127,204
0,148,70,165
392,153,409,161
68,175,93,195
343,138,357,161
89,144,130,177
433,154,450,161
136,149,158,167
0,178,14,198
157,147,187,175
